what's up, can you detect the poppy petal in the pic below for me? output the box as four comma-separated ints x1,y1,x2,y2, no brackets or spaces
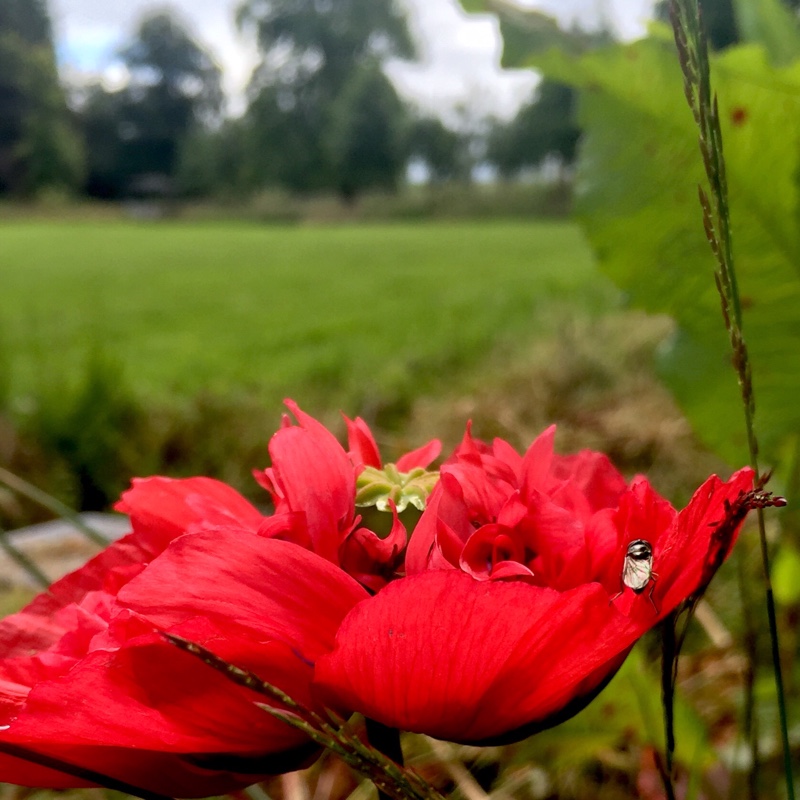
519,425,556,502
118,531,369,659
269,402,356,562
396,439,442,472
655,467,754,616
115,476,264,545
344,416,382,471
315,570,640,742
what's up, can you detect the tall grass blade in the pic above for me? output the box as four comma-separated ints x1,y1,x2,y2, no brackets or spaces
668,2,794,798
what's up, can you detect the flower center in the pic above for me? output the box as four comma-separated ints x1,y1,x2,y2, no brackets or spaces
355,464,439,513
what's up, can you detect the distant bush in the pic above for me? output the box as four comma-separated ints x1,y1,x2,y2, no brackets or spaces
0,181,573,224
176,181,574,223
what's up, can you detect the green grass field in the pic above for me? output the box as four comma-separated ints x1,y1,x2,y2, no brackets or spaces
1,220,616,414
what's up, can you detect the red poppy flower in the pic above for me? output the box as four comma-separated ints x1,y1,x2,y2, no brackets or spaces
0,478,369,796
314,425,756,744
257,400,440,590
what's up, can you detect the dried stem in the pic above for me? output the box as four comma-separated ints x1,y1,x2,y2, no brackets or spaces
164,633,445,800
668,2,794,798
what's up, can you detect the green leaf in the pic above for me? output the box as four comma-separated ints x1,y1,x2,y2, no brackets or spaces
772,543,800,605
734,0,800,65
457,0,489,13
456,0,596,65
528,37,800,467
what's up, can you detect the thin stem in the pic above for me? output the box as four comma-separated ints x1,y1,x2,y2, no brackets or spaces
426,740,489,800
660,616,678,800
735,546,759,800
658,485,783,795
760,511,795,798
669,2,794,797
0,466,110,546
0,525,50,588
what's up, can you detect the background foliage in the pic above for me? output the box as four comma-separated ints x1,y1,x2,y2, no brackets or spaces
460,0,800,480
0,0,83,196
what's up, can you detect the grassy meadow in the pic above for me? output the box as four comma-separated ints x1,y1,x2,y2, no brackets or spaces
1,219,614,411
1,218,719,519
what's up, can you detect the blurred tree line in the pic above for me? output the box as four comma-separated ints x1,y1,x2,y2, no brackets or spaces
3,0,795,203
0,0,557,203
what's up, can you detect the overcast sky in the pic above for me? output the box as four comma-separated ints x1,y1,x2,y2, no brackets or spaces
50,0,657,120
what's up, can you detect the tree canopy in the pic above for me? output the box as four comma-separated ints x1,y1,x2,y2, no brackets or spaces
328,63,407,199
0,0,52,46
487,79,580,179
238,0,414,92
237,0,416,197
406,116,472,184
81,10,223,199
0,0,83,196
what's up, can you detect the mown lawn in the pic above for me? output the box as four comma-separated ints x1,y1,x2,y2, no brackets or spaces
1,219,615,414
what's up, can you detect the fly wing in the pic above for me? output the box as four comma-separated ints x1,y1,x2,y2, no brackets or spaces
622,557,652,593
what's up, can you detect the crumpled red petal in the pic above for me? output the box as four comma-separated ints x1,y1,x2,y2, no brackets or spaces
115,476,264,546
267,400,356,563
0,613,322,794
0,529,370,795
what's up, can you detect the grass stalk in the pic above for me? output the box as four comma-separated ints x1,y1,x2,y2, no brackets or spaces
164,633,445,800
0,466,110,546
0,525,50,589
668,2,794,797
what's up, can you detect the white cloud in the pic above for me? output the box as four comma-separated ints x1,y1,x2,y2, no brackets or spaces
387,0,538,124
514,0,655,38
